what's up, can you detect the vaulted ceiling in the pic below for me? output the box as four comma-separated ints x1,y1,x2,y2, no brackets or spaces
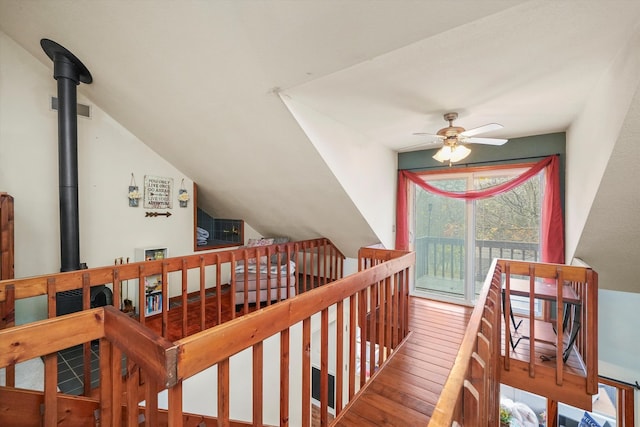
1,1,639,290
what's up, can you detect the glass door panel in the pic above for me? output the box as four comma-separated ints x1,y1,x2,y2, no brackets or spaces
414,178,467,300
474,174,541,299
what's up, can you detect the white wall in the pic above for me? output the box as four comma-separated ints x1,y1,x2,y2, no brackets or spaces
280,95,397,250
565,31,640,425
565,30,640,262
0,32,194,323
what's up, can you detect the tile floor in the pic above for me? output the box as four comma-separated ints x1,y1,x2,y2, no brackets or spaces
56,342,101,395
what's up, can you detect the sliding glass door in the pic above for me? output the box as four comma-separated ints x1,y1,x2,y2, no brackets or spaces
413,167,542,305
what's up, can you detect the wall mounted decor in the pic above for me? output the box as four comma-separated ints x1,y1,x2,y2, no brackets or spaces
145,211,172,218
128,173,141,207
178,179,189,208
143,175,173,209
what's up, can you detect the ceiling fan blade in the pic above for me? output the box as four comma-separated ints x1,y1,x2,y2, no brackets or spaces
400,134,444,152
398,140,444,152
464,136,508,146
460,123,503,137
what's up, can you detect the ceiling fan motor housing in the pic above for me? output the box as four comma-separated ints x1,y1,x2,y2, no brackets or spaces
438,112,465,143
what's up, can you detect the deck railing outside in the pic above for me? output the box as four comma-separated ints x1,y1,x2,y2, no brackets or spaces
415,236,538,281
0,243,414,426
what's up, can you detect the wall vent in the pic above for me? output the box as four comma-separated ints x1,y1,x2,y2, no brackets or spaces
51,96,91,118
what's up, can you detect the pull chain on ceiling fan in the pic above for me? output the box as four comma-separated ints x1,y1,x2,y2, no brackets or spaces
413,112,508,165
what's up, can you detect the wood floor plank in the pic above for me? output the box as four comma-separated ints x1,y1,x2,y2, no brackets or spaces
333,296,472,427
350,396,430,426
367,379,437,416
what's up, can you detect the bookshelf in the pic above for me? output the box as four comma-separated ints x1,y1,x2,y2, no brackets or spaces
135,246,167,317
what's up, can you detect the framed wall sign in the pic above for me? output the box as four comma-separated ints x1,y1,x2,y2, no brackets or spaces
143,175,173,209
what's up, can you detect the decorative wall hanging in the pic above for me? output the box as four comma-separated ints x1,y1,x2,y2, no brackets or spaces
145,211,172,218
143,175,173,209
178,179,189,208
128,173,141,207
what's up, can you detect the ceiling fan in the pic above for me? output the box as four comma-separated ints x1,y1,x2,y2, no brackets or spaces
413,112,508,165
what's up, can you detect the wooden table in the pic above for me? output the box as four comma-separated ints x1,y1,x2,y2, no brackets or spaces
502,278,581,362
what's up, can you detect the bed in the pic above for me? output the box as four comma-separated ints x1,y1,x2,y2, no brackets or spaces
234,237,296,304
234,260,296,304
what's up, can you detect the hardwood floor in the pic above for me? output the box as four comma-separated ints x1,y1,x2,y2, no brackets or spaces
142,285,273,341
334,297,473,427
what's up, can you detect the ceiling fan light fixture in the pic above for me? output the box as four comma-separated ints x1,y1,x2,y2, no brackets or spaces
433,144,471,163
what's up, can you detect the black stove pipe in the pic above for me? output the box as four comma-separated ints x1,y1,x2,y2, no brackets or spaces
41,39,92,272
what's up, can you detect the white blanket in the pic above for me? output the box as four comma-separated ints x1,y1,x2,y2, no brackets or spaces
235,260,296,275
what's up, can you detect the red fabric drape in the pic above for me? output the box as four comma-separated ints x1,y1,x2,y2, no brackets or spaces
541,156,565,263
395,156,564,263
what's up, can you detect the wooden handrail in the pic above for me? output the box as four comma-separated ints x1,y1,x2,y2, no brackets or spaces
431,258,599,426
499,259,599,408
429,259,502,426
0,238,343,302
0,308,104,366
0,307,177,385
0,238,335,390
0,245,411,427
177,251,413,378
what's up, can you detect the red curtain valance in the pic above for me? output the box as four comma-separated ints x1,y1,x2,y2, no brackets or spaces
395,156,564,264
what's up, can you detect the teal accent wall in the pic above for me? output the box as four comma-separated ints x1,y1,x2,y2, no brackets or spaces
398,132,565,170
398,132,566,209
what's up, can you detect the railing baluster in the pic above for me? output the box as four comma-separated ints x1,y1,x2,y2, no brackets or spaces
368,283,377,381
167,381,183,427
82,273,92,396
252,341,263,425
555,267,564,385
145,376,159,426
335,299,344,416
302,317,311,427
126,357,139,426
526,266,535,377
348,295,357,400
281,328,290,427
320,308,329,426
384,277,392,360
181,259,188,337
99,338,113,427
44,278,57,427
198,256,205,329
218,358,230,427
215,253,222,323
162,262,169,338
138,265,145,325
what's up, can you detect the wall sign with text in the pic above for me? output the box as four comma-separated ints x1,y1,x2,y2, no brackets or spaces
143,175,173,209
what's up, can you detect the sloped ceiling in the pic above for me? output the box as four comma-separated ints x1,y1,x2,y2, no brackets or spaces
0,1,639,286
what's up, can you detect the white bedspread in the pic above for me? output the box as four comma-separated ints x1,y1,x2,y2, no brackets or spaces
235,260,296,275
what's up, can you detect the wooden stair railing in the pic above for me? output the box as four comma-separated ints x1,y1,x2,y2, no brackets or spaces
499,259,598,409
175,249,413,427
0,306,177,426
0,237,343,389
430,258,599,426
0,246,412,426
429,259,503,427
